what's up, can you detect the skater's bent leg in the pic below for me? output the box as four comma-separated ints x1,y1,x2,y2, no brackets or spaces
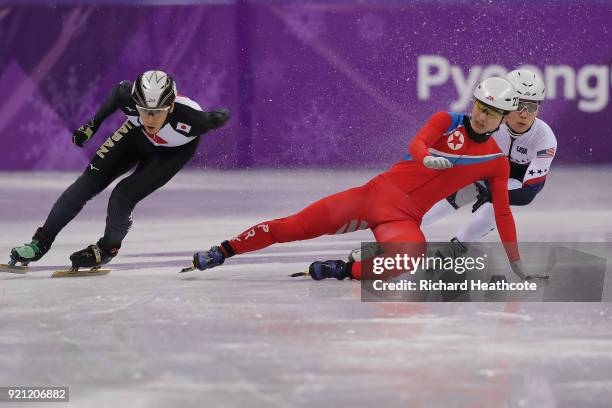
101,141,199,249
41,160,135,241
102,189,135,249
349,220,426,280
41,174,112,240
225,185,370,255
456,202,495,242
421,184,479,226
40,122,138,241
11,122,137,265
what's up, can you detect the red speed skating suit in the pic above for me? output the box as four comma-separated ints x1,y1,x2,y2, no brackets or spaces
224,112,520,279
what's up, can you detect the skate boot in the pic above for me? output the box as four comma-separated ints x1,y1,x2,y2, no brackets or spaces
192,246,226,271
8,227,53,267
308,260,350,280
69,239,118,270
433,237,468,261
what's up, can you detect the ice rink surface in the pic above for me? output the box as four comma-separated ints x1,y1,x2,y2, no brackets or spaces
1,167,611,407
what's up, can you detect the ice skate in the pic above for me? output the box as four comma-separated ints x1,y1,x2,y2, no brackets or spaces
0,258,29,274
1,228,52,273
181,246,226,273
291,260,350,280
51,240,116,278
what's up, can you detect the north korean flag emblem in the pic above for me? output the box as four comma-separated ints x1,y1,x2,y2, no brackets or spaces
447,131,464,151
177,122,192,133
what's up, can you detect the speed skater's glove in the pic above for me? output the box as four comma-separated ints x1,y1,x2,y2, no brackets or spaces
471,181,492,213
423,155,453,169
510,260,550,281
207,109,230,129
72,120,97,147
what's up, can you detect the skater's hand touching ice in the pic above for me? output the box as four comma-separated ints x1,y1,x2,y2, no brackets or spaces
510,260,549,281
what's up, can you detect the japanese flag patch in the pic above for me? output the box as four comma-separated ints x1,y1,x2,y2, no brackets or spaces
176,122,192,133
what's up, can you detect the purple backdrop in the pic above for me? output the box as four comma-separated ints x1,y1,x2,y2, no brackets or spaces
0,1,610,170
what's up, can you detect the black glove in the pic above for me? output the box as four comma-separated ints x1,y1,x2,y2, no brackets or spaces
471,181,492,213
208,109,230,129
72,120,97,147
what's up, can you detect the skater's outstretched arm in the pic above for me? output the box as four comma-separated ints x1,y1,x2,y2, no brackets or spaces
179,104,230,135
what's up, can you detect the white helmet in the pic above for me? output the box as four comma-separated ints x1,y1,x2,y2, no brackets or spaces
132,70,177,108
473,77,519,113
506,69,545,101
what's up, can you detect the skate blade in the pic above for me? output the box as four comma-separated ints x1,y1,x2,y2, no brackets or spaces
0,263,29,274
179,261,196,273
526,274,550,281
51,268,111,278
290,270,310,278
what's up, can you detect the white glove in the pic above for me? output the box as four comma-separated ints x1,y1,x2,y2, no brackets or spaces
423,156,453,169
510,260,550,281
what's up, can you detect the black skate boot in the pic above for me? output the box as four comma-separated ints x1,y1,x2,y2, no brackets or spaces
192,246,227,271
308,260,351,280
69,239,118,271
180,241,236,273
6,228,53,270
